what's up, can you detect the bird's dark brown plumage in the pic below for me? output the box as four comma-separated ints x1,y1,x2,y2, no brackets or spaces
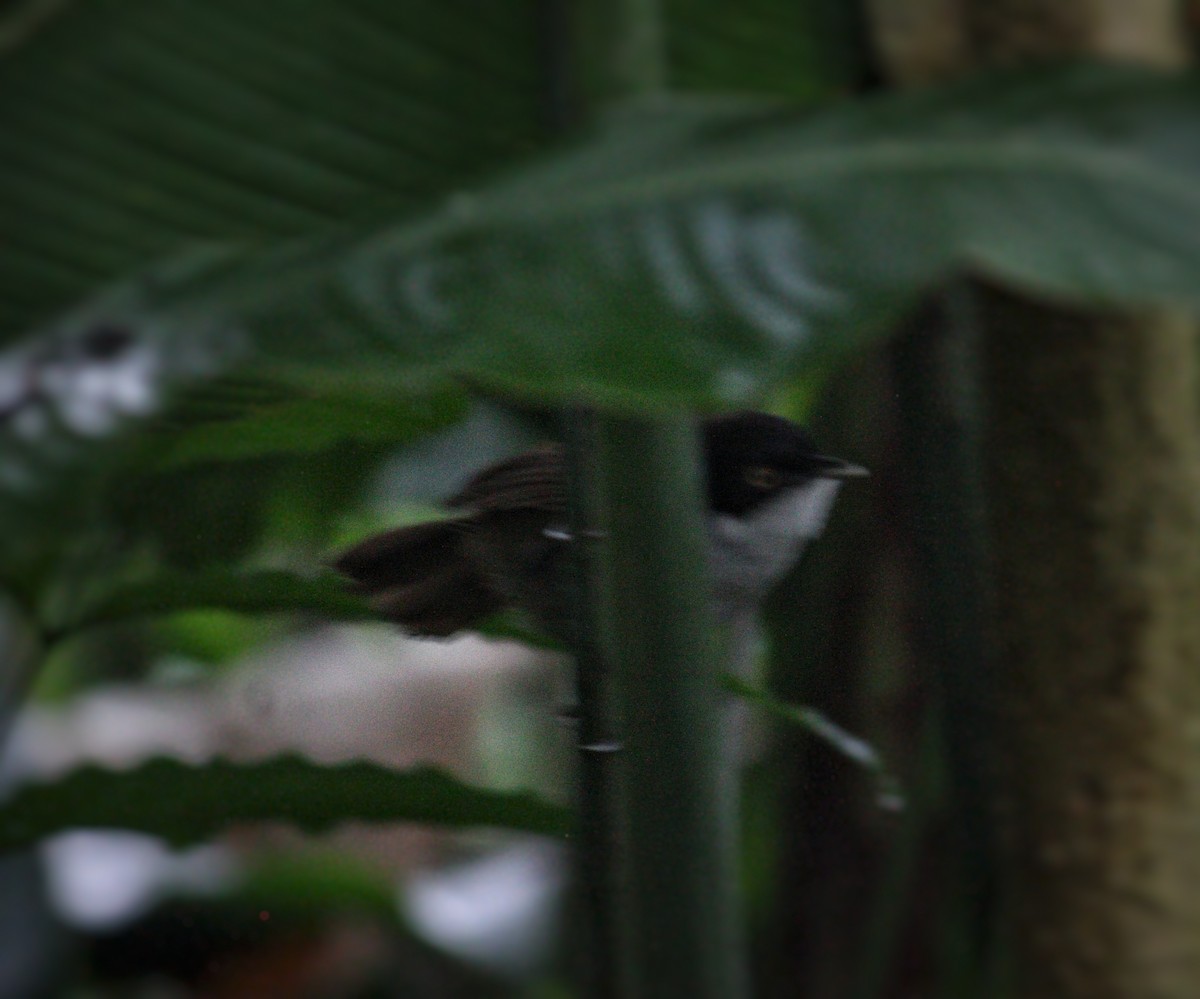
334,412,863,637
335,446,568,636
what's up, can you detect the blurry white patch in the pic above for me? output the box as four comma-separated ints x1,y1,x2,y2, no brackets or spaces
0,360,26,412
41,831,238,931
716,367,758,404
11,405,47,441
709,479,842,602
402,840,567,978
753,213,846,311
693,201,809,345
46,342,162,436
398,257,454,325
105,343,160,415
641,208,708,314
0,335,163,440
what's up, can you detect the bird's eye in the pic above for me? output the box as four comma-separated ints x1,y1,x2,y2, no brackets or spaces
743,465,781,490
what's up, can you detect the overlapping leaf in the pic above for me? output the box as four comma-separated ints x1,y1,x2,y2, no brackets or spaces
18,66,1200,417
0,756,570,851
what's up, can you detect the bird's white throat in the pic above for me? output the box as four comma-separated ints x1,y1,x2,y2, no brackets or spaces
708,478,843,610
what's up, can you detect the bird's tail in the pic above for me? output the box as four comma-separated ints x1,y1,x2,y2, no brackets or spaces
333,520,503,636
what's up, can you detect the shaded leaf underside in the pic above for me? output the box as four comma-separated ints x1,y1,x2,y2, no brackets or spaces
6,65,1200,420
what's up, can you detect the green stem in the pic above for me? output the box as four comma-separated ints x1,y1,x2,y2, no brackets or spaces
596,415,748,999
893,288,1000,983
564,407,634,999
559,4,749,996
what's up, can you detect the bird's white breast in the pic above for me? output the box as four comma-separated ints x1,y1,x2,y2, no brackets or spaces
707,478,843,614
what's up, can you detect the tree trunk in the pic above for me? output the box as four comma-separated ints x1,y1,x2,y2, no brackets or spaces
868,2,1200,996
983,296,1200,998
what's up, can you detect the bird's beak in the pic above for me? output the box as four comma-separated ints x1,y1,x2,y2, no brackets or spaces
812,455,870,480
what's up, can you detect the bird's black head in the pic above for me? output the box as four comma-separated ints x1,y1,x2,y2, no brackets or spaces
702,411,866,517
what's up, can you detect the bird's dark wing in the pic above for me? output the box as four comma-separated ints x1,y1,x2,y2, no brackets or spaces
446,443,567,514
333,518,507,636
333,442,567,637
334,519,461,592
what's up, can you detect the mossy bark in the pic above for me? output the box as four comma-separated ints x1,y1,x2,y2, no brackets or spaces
867,0,1187,78
867,2,1200,996
982,299,1200,998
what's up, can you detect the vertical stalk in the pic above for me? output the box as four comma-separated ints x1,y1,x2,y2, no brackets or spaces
536,4,632,994
564,408,633,999
890,289,1001,993
561,2,745,995
596,415,749,999
851,703,944,999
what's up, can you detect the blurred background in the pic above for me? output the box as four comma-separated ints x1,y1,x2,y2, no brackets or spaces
3,1,1200,997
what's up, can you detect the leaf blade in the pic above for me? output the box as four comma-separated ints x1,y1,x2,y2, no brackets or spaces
0,755,571,852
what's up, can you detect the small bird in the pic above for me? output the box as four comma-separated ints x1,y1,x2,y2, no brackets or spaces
334,411,866,639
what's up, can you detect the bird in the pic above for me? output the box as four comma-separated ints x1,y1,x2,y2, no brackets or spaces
334,411,866,640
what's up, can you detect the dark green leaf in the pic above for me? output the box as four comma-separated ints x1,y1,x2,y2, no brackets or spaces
53,568,570,652
0,755,571,852
58,569,376,639
146,374,469,467
665,0,866,98
23,65,1200,413
0,0,551,336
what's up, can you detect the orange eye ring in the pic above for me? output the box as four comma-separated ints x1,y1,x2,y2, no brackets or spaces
743,465,781,490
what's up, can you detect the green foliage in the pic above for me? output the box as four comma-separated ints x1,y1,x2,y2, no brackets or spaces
664,0,865,98
148,374,469,467
51,568,375,640
0,755,570,852
9,66,1200,429
3,8,1200,994
0,0,552,335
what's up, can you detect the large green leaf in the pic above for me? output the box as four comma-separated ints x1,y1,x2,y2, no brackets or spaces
145,373,469,467
0,0,849,337
0,0,552,335
55,66,1200,411
7,66,1200,586
5,10,1200,629
0,755,571,851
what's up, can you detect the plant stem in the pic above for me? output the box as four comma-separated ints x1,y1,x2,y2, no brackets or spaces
595,414,749,999
892,288,1001,985
561,3,745,995
564,407,633,999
